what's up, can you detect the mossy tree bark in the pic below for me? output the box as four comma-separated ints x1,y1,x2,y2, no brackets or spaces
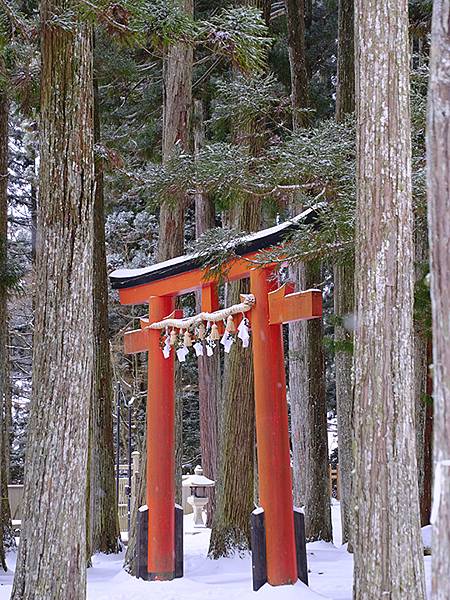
427,2,450,598
87,74,120,557
10,3,95,598
352,0,426,597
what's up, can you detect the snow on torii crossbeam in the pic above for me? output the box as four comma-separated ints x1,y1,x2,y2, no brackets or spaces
110,208,322,590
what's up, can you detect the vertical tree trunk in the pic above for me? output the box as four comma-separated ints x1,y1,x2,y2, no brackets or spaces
286,0,331,543
333,259,354,546
413,220,430,527
336,0,355,120
208,198,260,558
158,0,193,507
290,262,332,542
124,1,194,571
0,82,9,573
334,0,355,548
10,3,95,598
352,1,426,598
426,2,450,598
285,0,309,128
194,99,220,526
87,74,120,557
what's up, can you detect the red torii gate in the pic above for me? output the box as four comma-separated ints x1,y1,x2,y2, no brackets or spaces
110,210,322,589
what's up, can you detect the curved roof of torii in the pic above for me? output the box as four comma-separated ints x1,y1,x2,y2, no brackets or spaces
109,205,320,291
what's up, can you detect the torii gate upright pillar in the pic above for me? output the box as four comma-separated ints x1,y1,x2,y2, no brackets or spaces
147,295,176,580
250,268,297,586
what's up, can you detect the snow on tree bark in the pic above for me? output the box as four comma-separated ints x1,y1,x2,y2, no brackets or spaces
10,4,95,599
353,0,426,598
426,2,450,598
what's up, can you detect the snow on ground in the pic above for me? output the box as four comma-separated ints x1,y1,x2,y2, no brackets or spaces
0,503,432,599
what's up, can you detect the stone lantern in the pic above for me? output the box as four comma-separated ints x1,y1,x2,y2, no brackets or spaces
183,465,215,527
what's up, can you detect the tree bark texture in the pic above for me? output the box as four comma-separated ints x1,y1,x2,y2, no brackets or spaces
286,1,331,543
194,100,220,527
285,0,309,128
87,75,120,557
426,2,450,598
352,1,426,598
334,0,355,549
11,5,95,599
336,0,355,121
0,85,8,572
158,0,193,509
413,218,430,527
333,260,354,546
208,197,260,558
158,0,193,263
290,262,332,542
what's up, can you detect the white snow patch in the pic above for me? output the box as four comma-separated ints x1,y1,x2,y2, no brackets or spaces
0,509,432,600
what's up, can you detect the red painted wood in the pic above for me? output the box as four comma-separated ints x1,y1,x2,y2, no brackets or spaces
268,284,322,325
117,252,262,305
250,267,298,586
124,328,149,354
147,295,176,580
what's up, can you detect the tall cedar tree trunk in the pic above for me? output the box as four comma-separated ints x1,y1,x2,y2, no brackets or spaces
290,262,331,541
10,6,95,599
194,99,220,527
333,258,354,546
159,0,193,507
427,2,450,598
287,0,332,542
0,86,8,572
413,220,431,527
285,0,309,128
208,196,260,558
334,0,355,547
87,75,120,556
208,0,269,558
352,1,426,598
125,0,193,573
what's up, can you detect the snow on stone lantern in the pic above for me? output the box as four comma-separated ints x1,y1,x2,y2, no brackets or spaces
183,465,215,527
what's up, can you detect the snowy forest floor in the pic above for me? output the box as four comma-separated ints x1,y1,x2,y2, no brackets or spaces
0,503,432,599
